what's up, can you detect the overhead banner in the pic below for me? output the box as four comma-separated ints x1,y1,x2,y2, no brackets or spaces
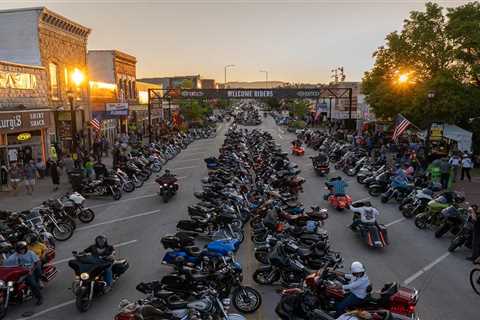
168,88,351,100
106,103,129,116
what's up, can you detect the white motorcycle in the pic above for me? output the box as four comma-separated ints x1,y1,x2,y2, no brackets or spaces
60,192,96,223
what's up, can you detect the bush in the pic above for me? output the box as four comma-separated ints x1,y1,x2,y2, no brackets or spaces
289,120,306,129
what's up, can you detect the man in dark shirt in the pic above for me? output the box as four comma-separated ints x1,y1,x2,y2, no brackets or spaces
467,205,480,262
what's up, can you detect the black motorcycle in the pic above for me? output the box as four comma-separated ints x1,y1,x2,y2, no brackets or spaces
448,215,474,252
68,252,129,312
156,175,179,203
70,172,122,201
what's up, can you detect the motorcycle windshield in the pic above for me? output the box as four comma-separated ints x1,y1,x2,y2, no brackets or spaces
68,256,111,277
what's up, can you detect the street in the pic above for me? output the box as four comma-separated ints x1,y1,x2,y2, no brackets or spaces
4,117,478,320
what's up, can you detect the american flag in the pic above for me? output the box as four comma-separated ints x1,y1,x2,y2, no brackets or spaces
89,118,102,132
392,114,411,142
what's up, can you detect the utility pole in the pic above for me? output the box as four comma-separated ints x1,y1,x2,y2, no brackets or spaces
260,70,268,88
224,64,235,88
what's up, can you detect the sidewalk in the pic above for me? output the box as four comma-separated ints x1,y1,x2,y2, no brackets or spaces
453,175,480,205
0,153,115,212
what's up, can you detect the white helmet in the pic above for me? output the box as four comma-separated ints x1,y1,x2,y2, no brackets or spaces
351,261,365,273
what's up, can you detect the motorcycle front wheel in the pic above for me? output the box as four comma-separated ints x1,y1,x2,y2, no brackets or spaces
232,286,262,313
51,222,74,241
78,209,95,223
414,215,428,230
112,188,122,200
254,250,269,264
469,267,480,296
368,187,383,197
122,181,135,193
133,177,144,188
75,293,92,312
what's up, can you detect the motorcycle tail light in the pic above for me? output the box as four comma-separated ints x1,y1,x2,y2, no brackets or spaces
115,313,136,320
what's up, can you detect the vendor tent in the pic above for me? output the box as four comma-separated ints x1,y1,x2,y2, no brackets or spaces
420,124,473,152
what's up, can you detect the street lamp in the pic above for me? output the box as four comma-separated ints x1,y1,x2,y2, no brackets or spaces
425,90,436,157
224,64,235,88
68,68,84,154
259,70,268,88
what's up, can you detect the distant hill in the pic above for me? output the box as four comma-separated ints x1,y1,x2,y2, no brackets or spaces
225,81,286,88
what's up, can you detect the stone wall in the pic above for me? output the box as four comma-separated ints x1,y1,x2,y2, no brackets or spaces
38,24,88,109
0,61,49,109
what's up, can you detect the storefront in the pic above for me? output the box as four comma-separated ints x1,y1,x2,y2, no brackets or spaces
0,109,52,164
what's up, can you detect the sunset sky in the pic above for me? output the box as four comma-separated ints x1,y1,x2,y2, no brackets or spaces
0,0,472,83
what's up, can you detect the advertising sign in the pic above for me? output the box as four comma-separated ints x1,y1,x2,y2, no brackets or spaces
106,103,129,116
0,110,50,133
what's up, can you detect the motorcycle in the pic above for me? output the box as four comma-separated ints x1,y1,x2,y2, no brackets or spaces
156,175,179,203
448,215,474,252
434,206,466,238
69,172,122,200
59,192,95,223
292,145,305,156
68,251,129,312
414,193,464,230
0,249,57,318
350,202,389,248
326,193,352,211
400,188,433,219
311,157,330,176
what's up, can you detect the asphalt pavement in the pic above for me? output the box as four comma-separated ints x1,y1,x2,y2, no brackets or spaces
5,117,478,320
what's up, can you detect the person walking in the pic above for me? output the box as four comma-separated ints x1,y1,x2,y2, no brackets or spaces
23,160,37,195
439,157,450,190
49,159,60,191
467,205,480,262
83,157,94,178
461,154,473,182
62,154,75,174
449,153,461,182
8,162,22,196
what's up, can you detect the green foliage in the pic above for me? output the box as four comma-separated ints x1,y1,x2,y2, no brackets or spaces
289,120,306,129
180,79,194,89
179,100,209,123
362,2,480,130
216,98,232,109
264,97,281,110
290,100,310,119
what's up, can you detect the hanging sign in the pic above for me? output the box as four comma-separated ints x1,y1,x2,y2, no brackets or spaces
17,132,32,141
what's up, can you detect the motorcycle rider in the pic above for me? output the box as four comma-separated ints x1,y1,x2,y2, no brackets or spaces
349,201,380,231
312,146,328,167
325,176,348,200
467,204,480,262
3,241,43,305
334,261,370,317
27,233,48,263
83,235,114,291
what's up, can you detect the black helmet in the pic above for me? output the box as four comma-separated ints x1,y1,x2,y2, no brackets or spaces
95,235,108,248
164,169,171,175
15,241,28,254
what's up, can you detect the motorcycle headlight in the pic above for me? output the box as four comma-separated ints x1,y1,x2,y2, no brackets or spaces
0,280,5,288
163,184,168,187
80,272,90,280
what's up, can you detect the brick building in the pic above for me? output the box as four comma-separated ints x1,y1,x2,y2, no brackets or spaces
0,7,91,158
87,50,137,142
138,75,202,89
200,79,217,89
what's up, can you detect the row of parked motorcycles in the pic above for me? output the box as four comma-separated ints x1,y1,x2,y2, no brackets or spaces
67,128,215,201
234,103,262,126
113,126,272,319
301,128,475,255
0,191,97,318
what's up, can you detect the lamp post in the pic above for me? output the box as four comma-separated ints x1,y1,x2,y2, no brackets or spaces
68,68,84,154
259,70,268,88
224,64,235,88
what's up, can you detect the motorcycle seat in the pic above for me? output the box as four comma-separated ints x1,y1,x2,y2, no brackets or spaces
155,289,176,299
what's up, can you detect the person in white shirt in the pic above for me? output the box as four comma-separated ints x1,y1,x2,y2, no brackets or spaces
349,201,380,230
335,261,370,317
449,154,461,182
461,154,473,182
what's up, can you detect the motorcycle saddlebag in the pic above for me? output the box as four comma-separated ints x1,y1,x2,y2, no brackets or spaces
177,220,202,232
378,224,389,245
112,260,129,275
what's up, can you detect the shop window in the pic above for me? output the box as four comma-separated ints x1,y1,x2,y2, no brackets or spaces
132,81,136,98
49,63,59,100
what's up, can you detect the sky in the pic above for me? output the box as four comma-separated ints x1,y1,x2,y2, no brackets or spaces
0,0,473,83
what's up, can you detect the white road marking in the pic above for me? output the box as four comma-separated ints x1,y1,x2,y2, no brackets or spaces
76,209,161,232
89,193,158,209
403,252,451,285
175,165,199,170
52,240,138,265
385,217,406,227
16,299,76,319
356,196,371,203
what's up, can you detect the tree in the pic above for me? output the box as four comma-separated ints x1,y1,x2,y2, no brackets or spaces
290,100,309,119
179,100,209,123
362,2,480,129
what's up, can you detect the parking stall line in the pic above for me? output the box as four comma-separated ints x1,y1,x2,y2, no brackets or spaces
76,209,161,232
174,158,202,163
403,252,451,285
16,299,76,319
385,217,406,227
174,165,199,170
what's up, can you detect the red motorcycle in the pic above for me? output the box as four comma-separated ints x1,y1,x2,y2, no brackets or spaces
327,194,352,211
292,145,305,156
0,249,57,318
277,267,418,319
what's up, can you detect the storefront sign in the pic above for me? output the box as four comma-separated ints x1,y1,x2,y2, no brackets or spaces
0,110,51,133
0,71,37,90
17,132,32,141
106,103,129,116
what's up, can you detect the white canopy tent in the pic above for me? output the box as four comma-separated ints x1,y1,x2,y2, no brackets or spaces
420,124,473,152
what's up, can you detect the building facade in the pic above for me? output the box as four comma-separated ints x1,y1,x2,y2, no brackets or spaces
138,75,202,89
200,79,217,89
0,7,91,157
88,50,137,143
